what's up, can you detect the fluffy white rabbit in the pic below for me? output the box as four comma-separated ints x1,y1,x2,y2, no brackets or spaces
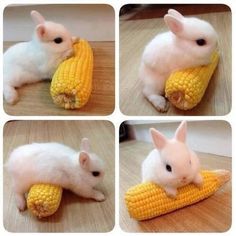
139,9,218,112
3,10,75,104
142,121,203,197
6,138,105,211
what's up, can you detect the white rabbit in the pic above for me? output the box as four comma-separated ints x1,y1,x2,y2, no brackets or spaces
3,10,75,104
139,9,218,112
142,121,203,197
6,138,105,211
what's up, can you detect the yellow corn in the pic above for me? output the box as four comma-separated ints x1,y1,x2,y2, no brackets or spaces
165,51,219,110
27,184,63,218
125,169,230,221
50,39,93,109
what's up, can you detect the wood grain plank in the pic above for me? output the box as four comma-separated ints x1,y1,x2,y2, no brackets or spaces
3,41,115,116
125,4,231,20
3,120,115,232
120,141,231,232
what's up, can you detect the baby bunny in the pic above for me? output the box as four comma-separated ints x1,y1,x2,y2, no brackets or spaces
139,9,218,112
142,121,203,197
3,10,75,104
6,138,105,211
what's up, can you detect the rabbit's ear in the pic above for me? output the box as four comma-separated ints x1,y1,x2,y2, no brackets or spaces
79,151,90,170
175,121,187,143
167,9,184,20
36,24,46,40
36,25,46,40
150,128,167,150
80,138,90,152
31,10,45,25
164,14,183,35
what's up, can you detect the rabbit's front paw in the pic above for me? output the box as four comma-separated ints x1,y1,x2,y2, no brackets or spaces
193,173,203,187
63,48,74,60
164,187,177,198
93,190,106,202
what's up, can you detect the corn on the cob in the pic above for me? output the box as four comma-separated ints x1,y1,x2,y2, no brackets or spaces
50,39,93,109
125,169,230,221
27,183,63,218
165,51,219,110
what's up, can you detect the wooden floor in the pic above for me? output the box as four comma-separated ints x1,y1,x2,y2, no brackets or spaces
3,41,115,116
120,12,231,116
120,141,231,232
123,4,230,20
3,120,115,232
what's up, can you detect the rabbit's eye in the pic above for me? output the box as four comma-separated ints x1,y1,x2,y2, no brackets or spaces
54,37,63,44
166,164,172,172
92,171,100,177
196,38,206,46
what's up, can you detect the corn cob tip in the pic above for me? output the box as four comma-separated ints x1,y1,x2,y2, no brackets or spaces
167,91,188,110
27,184,63,218
213,169,231,186
53,93,77,110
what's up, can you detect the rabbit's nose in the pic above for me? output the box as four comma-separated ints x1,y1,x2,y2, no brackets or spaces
181,176,187,181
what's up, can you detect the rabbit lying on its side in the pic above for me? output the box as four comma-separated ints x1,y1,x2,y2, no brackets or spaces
6,138,105,211
4,10,75,104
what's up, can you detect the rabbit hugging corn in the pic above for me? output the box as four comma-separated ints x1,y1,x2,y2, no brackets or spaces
142,121,203,197
139,9,218,112
3,10,75,105
6,138,105,214
125,121,230,220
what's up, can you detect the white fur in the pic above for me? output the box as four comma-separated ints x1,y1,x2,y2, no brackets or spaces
140,9,218,112
142,121,203,197
3,10,75,104
6,138,105,211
